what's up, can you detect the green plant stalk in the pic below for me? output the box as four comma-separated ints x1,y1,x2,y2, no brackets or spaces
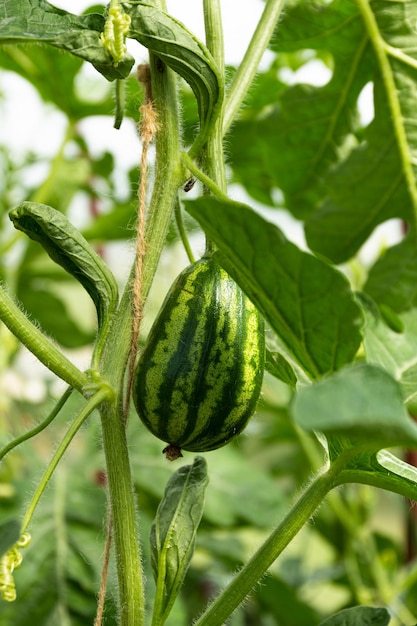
201,0,226,255
0,285,88,392
174,196,195,263
333,467,417,501
98,29,182,626
21,386,110,534
194,467,336,626
101,52,182,396
202,0,226,195
181,152,228,201
0,386,73,463
223,0,286,135
355,0,417,231
99,397,145,626
293,426,406,608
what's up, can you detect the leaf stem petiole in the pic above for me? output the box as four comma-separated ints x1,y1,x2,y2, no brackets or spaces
21,385,112,534
0,386,73,463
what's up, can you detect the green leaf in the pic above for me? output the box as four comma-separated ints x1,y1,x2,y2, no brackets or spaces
228,0,417,263
303,0,417,262
9,202,118,336
150,456,209,625
0,519,20,558
0,45,113,119
326,441,417,501
364,232,417,313
124,2,223,152
292,362,417,449
360,298,417,413
318,605,390,626
0,0,134,81
226,68,288,207
265,349,297,389
228,0,371,218
304,71,412,262
186,196,362,380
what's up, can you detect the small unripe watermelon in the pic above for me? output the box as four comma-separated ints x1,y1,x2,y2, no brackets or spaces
133,255,264,458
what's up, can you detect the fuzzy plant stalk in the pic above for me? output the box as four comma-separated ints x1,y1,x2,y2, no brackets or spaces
98,33,183,626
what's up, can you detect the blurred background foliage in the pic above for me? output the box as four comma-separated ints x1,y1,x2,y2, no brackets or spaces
1,1,417,624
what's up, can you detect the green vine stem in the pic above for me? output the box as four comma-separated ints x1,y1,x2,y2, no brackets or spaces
101,53,182,398
21,386,111,534
174,197,195,263
0,285,88,392
194,446,417,626
194,466,337,626
0,386,73,463
181,152,228,200
98,396,145,626
98,15,183,626
202,0,226,194
222,0,286,135
293,427,413,614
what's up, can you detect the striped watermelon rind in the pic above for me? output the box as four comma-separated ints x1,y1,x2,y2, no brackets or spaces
133,255,265,454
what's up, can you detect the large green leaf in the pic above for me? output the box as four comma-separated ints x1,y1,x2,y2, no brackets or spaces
228,0,417,263
228,0,371,218
305,70,412,262
186,196,362,380
361,298,417,413
124,2,223,152
0,0,133,80
292,362,417,449
0,45,113,119
303,0,417,262
364,231,417,313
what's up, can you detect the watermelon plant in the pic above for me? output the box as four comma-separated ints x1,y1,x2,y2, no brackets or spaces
1,1,417,625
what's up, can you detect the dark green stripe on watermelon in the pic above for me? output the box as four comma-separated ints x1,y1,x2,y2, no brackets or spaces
133,256,265,454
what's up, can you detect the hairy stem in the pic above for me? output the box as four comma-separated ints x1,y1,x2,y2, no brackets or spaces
0,285,88,392
181,152,228,200
223,0,286,135
21,386,111,534
99,396,144,626
98,11,182,625
175,196,195,263
101,55,182,397
0,386,73,462
194,467,336,626
202,0,226,194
